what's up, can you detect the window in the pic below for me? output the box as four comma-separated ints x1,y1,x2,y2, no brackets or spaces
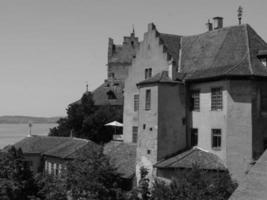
212,129,221,149
191,90,200,111
134,94,139,111
191,128,198,146
107,90,116,99
211,88,223,110
260,57,267,67
132,126,138,143
145,89,151,110
145,68,152,79
143,124,146,129
147,150,151,154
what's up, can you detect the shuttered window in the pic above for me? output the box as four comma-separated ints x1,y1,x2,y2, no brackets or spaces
145,89,151,110
191,90,200,111
211,88,223,110
212,129,221,150
191,128,198,146
134,94,139,111
132,126,138,143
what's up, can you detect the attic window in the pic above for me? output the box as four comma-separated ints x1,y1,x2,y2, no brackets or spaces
107,90,116,100
257,50,267,67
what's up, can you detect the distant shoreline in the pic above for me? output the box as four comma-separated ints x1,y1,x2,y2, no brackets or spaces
0,116,61,124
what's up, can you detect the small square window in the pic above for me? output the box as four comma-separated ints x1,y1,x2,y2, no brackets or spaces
143,124,146,129
147,150,151,154
212,129,221,150
149,127,153,131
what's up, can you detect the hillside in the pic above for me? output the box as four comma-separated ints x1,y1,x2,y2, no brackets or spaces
0,116,61,124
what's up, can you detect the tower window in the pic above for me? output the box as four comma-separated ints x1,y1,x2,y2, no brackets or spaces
191,128,198,146
132,126,138,143
211,87,223,110
134,94,139,111
145,68,152,79
145,89,151,110
191,90,200,111
212,129,221,150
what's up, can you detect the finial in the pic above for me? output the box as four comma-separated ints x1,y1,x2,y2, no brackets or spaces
237,6,243,25
27,121,32,137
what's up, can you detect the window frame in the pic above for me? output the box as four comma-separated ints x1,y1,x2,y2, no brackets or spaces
211,129,222,150
211,87,223,111
132,126,138,143
134,94,139,111
191,90,200,111
145,89,151,110
145,68,152,79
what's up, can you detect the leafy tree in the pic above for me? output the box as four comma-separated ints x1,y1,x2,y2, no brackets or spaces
66,145,124,200
0,146,39,200
150,164,237,200
49,92,123,144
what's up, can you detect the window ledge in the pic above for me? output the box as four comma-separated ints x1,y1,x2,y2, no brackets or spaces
212,147,221,151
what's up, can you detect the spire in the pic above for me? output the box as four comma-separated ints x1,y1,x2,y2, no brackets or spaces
237,6,243,25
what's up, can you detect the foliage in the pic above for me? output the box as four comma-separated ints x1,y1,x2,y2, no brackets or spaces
49,92,123,144
129,164,237,200
66,144,124,200
0,146,39,200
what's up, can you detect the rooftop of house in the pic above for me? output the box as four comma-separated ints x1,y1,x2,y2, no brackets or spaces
229,150,267,200
150,23,267,82
137,71,180,86
13,135,92,159
104,141,136,178
154,147,227,171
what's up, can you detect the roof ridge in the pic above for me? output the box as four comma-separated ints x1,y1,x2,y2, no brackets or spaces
244,24,253,74
162,148,195,167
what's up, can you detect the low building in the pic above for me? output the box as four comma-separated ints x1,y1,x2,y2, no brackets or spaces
13,135,96,175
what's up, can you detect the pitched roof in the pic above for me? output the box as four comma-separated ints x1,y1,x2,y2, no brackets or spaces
137,71,180,86
92,80,124,106
14,135,91,159
43,139,97,159
72,80,124,106
158,32,181,64
154,147,226,171
229,150,267,200
104,141,136,178
179,24,267,81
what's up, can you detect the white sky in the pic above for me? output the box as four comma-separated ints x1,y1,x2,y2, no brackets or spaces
0,0,266,117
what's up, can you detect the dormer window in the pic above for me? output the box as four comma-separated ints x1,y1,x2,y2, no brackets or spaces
257,50,267,67
260,57,267,67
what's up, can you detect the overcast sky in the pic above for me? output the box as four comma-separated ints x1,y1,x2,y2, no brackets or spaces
0,0,266,117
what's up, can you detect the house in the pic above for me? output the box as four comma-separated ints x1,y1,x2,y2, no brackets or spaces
73,29,139,108
122,17,267,183
13,135,97,175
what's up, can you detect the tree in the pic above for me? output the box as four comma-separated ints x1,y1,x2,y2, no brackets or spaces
0,147,39,200
150,164,237,200
66,145,124,200
49,92,123,144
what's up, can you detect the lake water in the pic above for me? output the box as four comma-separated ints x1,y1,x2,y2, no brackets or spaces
0,123,57,149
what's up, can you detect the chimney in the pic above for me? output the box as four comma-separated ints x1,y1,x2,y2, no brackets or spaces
206,19,213,31
27,122,32,137
213,17,223,29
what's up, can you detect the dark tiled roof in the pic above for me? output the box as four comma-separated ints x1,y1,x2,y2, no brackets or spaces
104,141,136,178
229,150,267,200
179,24,267,80
158,33,181,64
14,136,92,159
154,147,226,171
72,80,124,106
43,139,97,159
137,71,180,86
92,80,124,106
